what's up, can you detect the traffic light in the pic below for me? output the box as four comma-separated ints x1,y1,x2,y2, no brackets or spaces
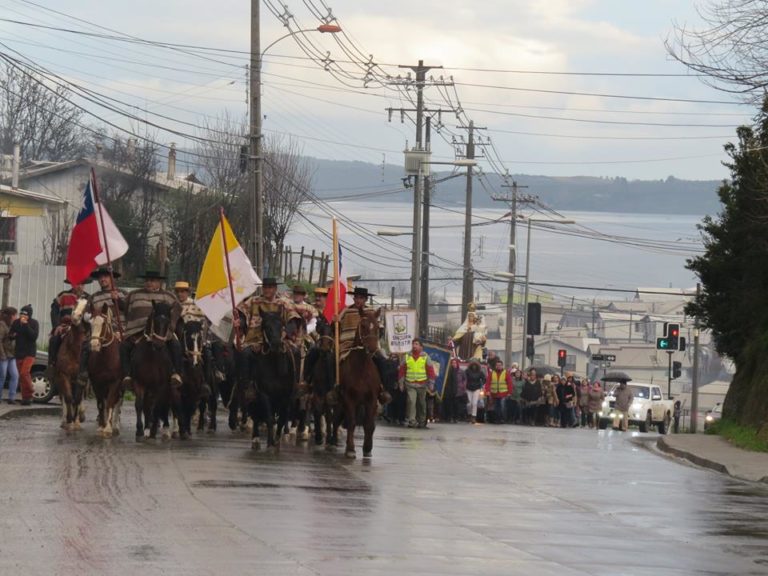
557,349,567,368
526,336,535,359
668,323,680,350
679,337,687,352
672,361,682,379
656,336,671,350
527,303,542,335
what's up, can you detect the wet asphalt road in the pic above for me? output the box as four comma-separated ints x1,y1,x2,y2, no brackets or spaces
1,404,767,576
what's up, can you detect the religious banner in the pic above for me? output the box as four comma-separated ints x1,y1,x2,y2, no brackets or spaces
421,341,453,400
385,308,417,353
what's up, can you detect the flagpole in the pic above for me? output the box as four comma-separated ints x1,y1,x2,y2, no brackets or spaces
219,208,241,347
90,167,124,338
332,218,340,386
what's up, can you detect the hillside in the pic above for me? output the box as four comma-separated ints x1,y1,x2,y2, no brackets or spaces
309,158,723,216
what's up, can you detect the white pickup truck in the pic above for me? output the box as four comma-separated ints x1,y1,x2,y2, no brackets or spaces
597,382,674,434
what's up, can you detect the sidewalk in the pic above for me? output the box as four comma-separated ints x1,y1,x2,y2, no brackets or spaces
658,434,768,484
0,399,60,420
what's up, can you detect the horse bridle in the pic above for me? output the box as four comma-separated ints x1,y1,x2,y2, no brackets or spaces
90,313,116,349
144,314,171,344
356,317,379,354
185,329,203,366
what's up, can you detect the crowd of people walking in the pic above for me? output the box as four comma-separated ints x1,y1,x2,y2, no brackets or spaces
386,353,609,429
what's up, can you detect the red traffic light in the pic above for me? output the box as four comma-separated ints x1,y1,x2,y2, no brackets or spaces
557,349,567,359
671,328,679,337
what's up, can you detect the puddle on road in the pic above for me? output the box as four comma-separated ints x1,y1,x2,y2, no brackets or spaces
192,479,371,493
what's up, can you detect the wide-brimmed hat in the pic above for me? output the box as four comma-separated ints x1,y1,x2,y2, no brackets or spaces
90,267,121,280
138,270,167,280
64,278,92,286
174,281,191,291
351,286,373,298
314,287,328,295
261,277,278,287
292,284,307,295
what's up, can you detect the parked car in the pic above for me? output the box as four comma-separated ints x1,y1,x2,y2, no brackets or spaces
597,382,674,434
2,351,55,404
704,402,723,431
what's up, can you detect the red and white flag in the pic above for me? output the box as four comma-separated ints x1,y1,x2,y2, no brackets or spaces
323,219,346,323
65,170,128,285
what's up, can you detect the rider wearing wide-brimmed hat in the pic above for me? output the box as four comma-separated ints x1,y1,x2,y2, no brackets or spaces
46,277,92,377
88,267,127,327
120,270,183,388
237,278,300,352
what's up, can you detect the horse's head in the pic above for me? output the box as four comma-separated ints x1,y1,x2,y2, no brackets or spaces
316,320,334,352
146,301,173,348
357,308,381,353
182,320,204,366
70,297,89,327
259,310,283,350
89,303,114,352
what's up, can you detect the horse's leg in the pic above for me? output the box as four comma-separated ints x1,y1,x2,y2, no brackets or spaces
362,400,376,458
208,384,217,432
228,380,239,431
344,395,356,459
60,375,75,431
135,385,145,441
104,379,119,437
72,377,82,431
250,393,263,451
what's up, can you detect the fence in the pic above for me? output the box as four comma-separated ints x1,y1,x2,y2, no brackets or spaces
277,246,330,285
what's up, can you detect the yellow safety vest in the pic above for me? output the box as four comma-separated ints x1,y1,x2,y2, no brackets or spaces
490,370,509,395
405,354,428,382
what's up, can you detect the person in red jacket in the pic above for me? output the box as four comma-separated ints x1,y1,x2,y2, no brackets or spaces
485,357,513,424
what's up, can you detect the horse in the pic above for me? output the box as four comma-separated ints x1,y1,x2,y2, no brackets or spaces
177,319,206,439
55,298,89,431
88,304,123,438
132,301,177,441
307,320,338,447
201,338,236,433
337,308,383,459
246,310,300,451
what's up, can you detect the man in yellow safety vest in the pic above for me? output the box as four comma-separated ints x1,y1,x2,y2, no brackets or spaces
398,338,436,428
485,357,513,424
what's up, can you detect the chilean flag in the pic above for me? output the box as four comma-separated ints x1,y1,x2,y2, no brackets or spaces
323,241,347,323
65,171,128,285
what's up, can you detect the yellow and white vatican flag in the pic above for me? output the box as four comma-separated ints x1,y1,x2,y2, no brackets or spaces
196,210,261,329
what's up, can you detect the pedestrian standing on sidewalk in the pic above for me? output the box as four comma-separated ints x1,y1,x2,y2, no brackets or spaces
587,380,605,429
0,307,18,403
398,339,436,428
464,359,485,424
10,305,39,406
485,358,513,424
578,379,590,427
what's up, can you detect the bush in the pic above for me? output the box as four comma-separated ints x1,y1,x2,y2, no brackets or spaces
708,419,768,452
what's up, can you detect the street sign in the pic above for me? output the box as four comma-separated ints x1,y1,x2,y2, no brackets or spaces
592,354,616,362
605,354,616,362
591,354,605,361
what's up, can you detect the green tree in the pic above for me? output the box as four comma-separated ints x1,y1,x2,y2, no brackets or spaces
686,99,768,432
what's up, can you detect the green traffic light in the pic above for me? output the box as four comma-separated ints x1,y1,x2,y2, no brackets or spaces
657,337,670,350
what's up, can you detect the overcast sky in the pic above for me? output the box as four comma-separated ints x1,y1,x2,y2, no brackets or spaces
0,0,753,181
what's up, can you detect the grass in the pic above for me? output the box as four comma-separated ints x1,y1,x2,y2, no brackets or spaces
707,419,768,452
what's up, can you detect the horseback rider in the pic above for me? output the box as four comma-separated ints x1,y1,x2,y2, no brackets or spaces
303,286,329,385
336,286,391,404
83,267,127,376
291,284,317,347
235,277,300,379
120,270,183,389
47,278,91,378
174,280,212,396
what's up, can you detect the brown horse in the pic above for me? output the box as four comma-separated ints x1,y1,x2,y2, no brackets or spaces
307,320,338,447
88,304,123,438
338,308,383,459
55,298,89,431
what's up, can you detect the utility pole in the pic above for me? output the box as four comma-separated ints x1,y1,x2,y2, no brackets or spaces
388,61,449,319
691,283,701,433
492,180,533,367
249,0,264,275
418,117,432,337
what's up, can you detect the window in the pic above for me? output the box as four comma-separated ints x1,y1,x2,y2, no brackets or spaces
566,354,576,371
0,217,17,253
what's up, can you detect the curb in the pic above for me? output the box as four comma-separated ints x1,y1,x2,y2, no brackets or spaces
0,406,60,420
656,436,732,476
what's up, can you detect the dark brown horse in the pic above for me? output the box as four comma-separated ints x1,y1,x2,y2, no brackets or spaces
55,298,89,431
132,302,176,441
338,308,383,459
177,319,206,439
88,304,123,437
307,320,338,447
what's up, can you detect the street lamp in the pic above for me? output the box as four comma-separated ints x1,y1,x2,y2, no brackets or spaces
519,218,576,371
250,13,342,275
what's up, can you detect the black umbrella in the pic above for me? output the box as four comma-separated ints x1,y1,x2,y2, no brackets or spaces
602,371,632,383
